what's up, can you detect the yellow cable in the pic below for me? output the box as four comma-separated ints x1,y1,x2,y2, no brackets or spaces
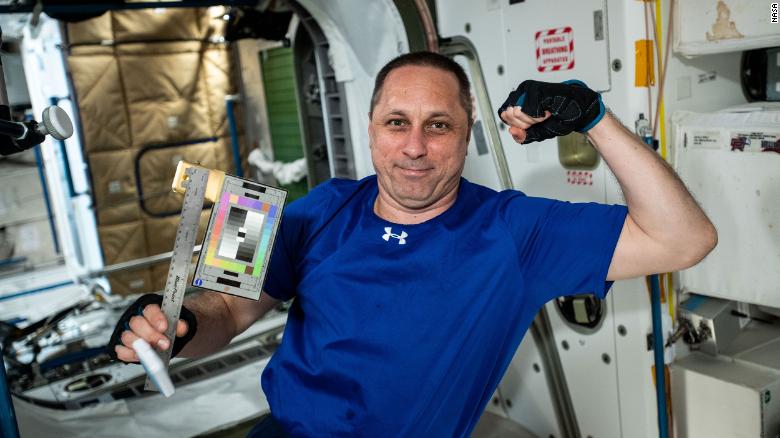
659,272,666,303
654,0,668,160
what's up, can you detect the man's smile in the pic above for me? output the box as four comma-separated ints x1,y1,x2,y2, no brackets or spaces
397,166,433,177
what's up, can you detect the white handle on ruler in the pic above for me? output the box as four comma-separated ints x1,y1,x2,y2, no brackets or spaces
133,338,175,397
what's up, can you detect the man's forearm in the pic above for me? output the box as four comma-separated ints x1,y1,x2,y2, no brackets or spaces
177,291,281,358
587,112,717,273
177,291,240,358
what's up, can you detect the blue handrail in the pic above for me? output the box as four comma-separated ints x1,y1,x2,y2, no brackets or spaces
641,131,669,438
225,96,243,177
649,273,668,438
0,257,27,268
0,280,75,303
0,352,20,438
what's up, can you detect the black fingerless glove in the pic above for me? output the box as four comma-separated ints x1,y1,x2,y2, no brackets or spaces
106,293,198,363
497,79,605,144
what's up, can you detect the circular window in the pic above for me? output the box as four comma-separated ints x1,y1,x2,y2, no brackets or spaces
554,294,606,332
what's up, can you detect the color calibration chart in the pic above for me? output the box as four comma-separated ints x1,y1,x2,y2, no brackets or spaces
193,176,286,300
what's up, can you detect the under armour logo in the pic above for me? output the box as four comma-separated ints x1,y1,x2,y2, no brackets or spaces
382,227,407,245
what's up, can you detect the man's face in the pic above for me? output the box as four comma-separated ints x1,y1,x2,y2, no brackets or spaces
368,65,471,211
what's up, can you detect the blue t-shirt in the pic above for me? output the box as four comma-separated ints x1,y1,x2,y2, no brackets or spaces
261,176,627,437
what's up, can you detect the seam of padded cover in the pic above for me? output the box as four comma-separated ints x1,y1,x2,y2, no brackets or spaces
133,137,218,217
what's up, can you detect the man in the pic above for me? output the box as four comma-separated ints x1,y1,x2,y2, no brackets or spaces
109,52,716,437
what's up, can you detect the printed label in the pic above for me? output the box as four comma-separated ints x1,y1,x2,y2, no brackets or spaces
689,131,721,149
730,131,780,153
536,27,575,72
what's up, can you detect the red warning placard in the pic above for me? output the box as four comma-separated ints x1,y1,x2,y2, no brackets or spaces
535,27,575,72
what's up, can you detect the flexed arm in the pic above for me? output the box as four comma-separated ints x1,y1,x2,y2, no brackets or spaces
499,80,717,280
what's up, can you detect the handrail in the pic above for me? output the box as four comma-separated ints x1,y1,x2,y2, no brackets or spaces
530,308,582,438
412,0,439,52
438,37,514,191
80,244,202,279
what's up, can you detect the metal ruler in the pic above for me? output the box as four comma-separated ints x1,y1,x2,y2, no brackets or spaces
144,166,209,392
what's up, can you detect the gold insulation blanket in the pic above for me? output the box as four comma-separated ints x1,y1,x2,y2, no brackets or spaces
65,8,244,293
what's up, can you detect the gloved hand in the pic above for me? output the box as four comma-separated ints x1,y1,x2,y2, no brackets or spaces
107,293,198,364
497,79,605,144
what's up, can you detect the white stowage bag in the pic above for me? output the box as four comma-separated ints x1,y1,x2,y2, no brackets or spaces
248,148,308,186
672,102,780,309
